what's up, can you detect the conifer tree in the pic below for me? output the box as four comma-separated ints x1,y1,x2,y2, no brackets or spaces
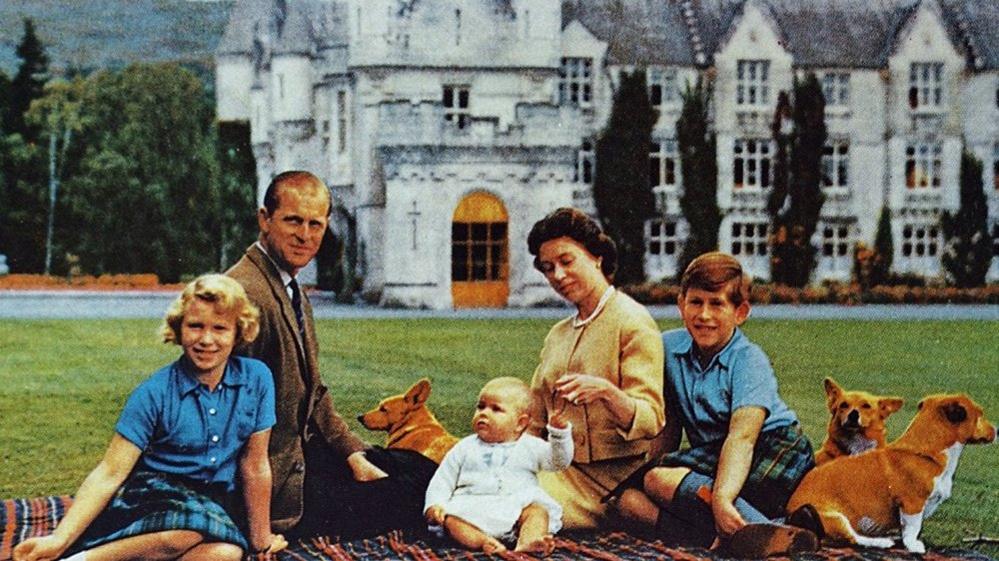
6,18,50,138
676,78,719,278
941,151,991,287
768,73,826,286
592,69,658,285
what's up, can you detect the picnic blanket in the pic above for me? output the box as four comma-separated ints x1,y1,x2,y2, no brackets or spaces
1,496,994,561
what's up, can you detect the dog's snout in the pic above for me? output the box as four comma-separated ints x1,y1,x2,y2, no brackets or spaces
357,414,365,423
847,410,860,423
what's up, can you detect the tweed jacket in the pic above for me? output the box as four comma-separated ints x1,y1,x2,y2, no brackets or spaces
227,244,366,531
530,290,665,465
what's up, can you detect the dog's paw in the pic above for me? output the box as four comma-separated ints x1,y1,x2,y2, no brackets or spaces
903,539,926,554
855,536,895,549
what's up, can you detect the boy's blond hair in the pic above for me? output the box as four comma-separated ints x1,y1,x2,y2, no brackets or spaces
161,274,261,346
680,252,751,306
481,377,532,415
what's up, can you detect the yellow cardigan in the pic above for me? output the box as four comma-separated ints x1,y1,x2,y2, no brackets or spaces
530,290,665,464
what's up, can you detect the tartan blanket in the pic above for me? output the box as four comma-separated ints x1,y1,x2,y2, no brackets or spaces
1,496,993,561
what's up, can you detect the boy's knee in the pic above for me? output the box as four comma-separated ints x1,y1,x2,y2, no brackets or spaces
644,467,686,502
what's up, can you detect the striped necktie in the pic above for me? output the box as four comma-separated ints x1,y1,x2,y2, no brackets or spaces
289,278,305,339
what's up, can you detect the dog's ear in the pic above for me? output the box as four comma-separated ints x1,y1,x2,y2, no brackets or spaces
824,378,842,408
879,397,904,417
941,401,968,425
405,378,432,407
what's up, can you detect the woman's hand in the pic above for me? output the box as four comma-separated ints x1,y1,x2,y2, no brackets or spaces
554,373,612,406
13,534,68,561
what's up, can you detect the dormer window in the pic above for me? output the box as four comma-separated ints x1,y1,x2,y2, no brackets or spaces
559,58,593,107
821,72,850,107
736,60,769,106
648,67,678,108
908,62,943,110
443,85,470,129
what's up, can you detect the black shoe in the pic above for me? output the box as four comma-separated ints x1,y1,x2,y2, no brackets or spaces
724,522,819,558
787,504,825,539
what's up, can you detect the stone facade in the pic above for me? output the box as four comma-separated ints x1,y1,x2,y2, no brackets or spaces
216,0,999,308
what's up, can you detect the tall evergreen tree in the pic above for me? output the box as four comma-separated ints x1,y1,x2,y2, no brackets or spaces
676,78,719,278
767,73,827,286
216,121,258,269
592,70,658,285
941,151,991,287
6,18,50,138
872,206,893,286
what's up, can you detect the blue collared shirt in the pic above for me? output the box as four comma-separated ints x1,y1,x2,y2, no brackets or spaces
662,327,797,447
116,355,276,491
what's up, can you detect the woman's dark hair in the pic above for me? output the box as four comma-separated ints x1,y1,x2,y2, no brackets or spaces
527,207,617,279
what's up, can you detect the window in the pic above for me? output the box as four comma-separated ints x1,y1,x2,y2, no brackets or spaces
443,85,470,129
993,142,999,190
908,62,943,109
647,220,679,256
736,60,769,106
900,223,940,265
818,223,853,276
821,141,849,189
336,90,347,154
730,222,769,257
905,141,942,189
821,72,850,106
451,222,507,282
574,140,594,184
733,139,772,189
648,67,678,108
650,140,679,189
559,57,593,106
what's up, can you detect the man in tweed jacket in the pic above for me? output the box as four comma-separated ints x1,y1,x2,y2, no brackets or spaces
227,171,387,536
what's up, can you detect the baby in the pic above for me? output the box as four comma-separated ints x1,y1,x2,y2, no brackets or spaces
424,377,572,554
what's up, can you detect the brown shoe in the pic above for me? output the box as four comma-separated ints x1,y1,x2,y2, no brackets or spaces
724,522,819,558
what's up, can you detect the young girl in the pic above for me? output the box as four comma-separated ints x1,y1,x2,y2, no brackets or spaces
424,377,572,555
14,274,285,561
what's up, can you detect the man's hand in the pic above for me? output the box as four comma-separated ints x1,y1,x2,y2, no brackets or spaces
712,497,746,538
346,451,388,481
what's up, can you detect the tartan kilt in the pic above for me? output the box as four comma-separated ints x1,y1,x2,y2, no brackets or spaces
69,469,247,553
658,423,815,518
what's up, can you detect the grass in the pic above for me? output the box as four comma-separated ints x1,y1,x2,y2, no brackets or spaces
0,317,997,554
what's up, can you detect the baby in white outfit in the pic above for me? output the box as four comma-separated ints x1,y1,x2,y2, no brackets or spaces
424,376,572,554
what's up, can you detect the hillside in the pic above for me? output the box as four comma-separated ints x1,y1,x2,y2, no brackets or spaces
0,0,234,76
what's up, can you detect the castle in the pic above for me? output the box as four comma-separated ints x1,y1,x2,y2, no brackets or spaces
215,0,999,308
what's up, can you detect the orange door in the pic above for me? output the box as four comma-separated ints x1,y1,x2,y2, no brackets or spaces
451,192,509,308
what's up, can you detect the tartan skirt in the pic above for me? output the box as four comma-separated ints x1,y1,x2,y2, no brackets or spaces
657,423,816,518
69,469,248,553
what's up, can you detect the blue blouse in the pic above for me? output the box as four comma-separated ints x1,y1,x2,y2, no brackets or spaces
116,355,276,491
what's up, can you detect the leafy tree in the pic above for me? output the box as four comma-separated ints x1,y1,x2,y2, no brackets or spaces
941,151,991,287
676,78,720,278
767,73,827,287
65,63,221,282
592,70,658,285
0,135,47,272
0,70,11,133
6,18,50,138
26,78,87,274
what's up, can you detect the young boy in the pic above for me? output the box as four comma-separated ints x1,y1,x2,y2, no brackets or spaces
424,377,572,555
619,252,817,557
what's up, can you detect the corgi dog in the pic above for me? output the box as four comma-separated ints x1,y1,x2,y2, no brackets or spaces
787,394,995,553
358,378,458,464
815,377,904,465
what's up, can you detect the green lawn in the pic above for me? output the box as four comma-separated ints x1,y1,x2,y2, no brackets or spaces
1,317,997,553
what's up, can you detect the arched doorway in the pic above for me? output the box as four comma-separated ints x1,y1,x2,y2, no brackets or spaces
451,192,509,308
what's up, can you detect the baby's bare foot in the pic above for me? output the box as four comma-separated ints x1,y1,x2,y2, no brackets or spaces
515,534,555,555
482,536,507,554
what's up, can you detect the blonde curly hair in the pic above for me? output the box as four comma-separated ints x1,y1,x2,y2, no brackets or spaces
161,274,260,346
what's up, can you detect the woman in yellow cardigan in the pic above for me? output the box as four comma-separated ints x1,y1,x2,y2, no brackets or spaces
526,207,665,529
